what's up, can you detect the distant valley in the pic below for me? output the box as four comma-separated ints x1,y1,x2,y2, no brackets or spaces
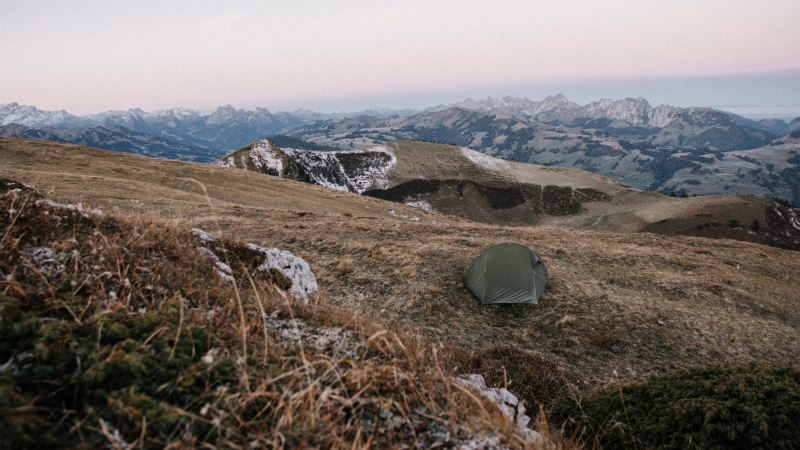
4,97,800,203
0,123,221,163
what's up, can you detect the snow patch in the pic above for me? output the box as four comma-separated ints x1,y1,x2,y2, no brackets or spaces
284,145,396,194
338,145,397,193
459,147,509,171
215,141,396,193
248,139,284,176
283,148,356,192
405,200,432,210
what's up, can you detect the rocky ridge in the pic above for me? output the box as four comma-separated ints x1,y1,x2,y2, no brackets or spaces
214,138,397,194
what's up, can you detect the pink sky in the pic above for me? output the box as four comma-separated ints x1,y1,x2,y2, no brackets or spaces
2,0,799,115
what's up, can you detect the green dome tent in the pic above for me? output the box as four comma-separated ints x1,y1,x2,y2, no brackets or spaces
465,243,548,304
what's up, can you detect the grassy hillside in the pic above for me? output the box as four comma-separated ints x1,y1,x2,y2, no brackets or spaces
3,137,800,446
1,181,541,448
215,139,800,248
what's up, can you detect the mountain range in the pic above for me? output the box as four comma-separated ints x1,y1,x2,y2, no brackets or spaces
281,101,800,202
4,97,800,201
286,96,790,153
0,102,420,151
0,122,221,163
423,95,800,137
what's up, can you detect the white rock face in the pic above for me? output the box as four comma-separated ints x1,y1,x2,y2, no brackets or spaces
190,228,217,243
283,148,356,192
0,102,78,127
649,104,681,128
336,145,397,193
36,199,104,218
248,139,284,175
196,247,234,283
404,200,432,210
245,243,319,302
456,374,553,449
214,139,284,176
214,140,397,194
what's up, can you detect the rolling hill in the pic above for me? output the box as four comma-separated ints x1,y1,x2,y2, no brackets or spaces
215,138,800,250
3,136,800,446
3,135,799,381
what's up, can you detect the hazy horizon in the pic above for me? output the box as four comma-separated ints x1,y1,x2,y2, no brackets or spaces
3,0,799,120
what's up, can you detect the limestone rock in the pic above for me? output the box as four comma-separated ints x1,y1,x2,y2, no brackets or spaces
196,246,234,283
456,374,547,447
245,243,318,302
190,228,216,243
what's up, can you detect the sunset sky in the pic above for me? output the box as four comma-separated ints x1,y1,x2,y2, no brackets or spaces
3,0,800,118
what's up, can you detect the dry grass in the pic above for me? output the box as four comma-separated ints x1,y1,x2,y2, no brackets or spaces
3,138,800,444
1,182,588,448
2,138,798,383
238,213,800,384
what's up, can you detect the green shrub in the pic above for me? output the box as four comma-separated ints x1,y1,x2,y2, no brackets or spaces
555,362,800,449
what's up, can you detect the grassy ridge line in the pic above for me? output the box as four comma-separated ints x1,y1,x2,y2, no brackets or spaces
1,183,579,449
3,137,800,384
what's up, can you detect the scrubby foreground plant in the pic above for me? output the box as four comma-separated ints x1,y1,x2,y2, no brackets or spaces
0,180,565,449
554,362,800,449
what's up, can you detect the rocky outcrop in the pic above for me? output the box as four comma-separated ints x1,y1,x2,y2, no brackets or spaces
457,374,553,449
246,243,319,302
364,178,610,225
191,228,319,301
214,139,396,194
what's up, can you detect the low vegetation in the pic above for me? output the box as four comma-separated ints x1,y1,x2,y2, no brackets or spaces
4,138,800,448
0,182,572,448
554,362,800,449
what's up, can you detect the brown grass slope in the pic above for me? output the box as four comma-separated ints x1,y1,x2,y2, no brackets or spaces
1,184,550,449
3,136,799,385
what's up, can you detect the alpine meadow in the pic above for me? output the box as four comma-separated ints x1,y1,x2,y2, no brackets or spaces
3,0,800,448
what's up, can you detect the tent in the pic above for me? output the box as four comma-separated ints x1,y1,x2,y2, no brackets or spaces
465,243,548,304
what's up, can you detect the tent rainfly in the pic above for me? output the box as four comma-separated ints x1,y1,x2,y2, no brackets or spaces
465,243,548,304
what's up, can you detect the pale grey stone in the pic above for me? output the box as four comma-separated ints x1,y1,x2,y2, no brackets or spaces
498,388,518,406
246,243,319,302
190,228,216,242
499,403,516,419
